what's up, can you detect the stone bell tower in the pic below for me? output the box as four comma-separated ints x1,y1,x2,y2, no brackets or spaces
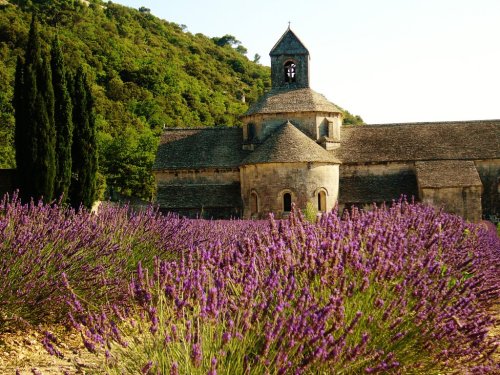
242,27,343,149
270,27,310,89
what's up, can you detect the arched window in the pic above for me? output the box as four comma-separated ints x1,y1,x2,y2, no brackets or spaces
250,191,259,215
317,190,327,212
283,192,292,212
284,61,296,83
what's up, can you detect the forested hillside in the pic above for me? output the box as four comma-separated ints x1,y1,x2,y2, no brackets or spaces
0,0,362,200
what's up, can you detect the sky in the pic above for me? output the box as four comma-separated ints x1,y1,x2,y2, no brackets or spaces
114,0,500,124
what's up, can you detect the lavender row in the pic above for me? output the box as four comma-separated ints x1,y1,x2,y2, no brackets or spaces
62,201,499,374
0,192,264,325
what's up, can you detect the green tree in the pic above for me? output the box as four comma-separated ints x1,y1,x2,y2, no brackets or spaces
212,34,241,47
13,56,26,170
51,36,73,202
70,66,97,209
14,15,56,202
0,60,15,169
235,45,247,55
99,127,157,201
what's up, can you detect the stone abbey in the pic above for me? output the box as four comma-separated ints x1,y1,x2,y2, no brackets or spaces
153,28,500,221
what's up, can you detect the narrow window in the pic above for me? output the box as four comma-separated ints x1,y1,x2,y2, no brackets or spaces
250,192,258,215
284,61,296,83
283,193,292,212
318,122,328,138
247,123,256,141
318,191,326,212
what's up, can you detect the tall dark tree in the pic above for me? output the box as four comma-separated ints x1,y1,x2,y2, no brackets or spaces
13,56,27,175
51,36,73,202
70,66,97,209
14,15,56,202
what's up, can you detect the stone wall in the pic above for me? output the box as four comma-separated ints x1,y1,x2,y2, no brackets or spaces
475,159,500,220
242,111,341,143
240,162,339,218
419,186,483,222
271,54,309,89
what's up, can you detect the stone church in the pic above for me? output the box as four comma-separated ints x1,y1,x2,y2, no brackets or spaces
153,28,500,222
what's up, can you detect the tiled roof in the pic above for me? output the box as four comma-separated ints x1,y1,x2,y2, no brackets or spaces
153,128,249,170
245,88,342,116
333,120,500,164
156,183,242,208
415,160,482,188
270,28,309,56
242,121,340,165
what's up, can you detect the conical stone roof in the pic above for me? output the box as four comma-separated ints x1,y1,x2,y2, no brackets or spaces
241,121,341,165
245,87,342,116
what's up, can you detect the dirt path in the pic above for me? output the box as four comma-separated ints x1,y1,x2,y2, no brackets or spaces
0,324,102,374
491,302,500,365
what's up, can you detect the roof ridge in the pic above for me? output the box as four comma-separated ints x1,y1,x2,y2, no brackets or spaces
357,119,500,127
162,127,241,131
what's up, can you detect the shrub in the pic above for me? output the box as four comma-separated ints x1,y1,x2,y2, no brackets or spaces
0,192,264,326
63,202,500,374
302,201,318,223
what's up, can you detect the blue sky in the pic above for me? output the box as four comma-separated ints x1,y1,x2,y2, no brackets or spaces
114,0,500,124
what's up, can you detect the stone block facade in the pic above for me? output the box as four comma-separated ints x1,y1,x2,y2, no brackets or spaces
240,162,339,218
419,186,483,222
243,111,342,145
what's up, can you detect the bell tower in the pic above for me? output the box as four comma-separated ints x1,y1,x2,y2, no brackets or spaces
270,27,310,89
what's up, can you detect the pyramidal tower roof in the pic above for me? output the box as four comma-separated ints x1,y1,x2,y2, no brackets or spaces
241,121,340,165
270,27,309,56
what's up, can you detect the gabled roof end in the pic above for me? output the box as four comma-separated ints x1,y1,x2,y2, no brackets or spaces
270,28,309,56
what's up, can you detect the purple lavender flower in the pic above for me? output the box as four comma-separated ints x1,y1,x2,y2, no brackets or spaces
141,360,153,374
191,343,202,367
170,362,179,375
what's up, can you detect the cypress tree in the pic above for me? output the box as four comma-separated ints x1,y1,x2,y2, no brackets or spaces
70,66,97,209
13,56,28,191
51,36,73,202
14,15,56,202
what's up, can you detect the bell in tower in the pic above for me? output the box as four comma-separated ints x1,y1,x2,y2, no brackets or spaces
270,26,310,89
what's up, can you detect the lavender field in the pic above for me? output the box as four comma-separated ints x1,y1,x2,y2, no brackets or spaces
1,193,499,374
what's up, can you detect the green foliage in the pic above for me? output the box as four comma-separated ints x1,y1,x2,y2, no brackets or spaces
0,54,15,168
14,15,56,202
1,0,364,200
0,0,271,199
212,34,241,48
341,107,365,125
51,36,73,202
302,201,318,223
70,66,97,209
98,126,157,201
